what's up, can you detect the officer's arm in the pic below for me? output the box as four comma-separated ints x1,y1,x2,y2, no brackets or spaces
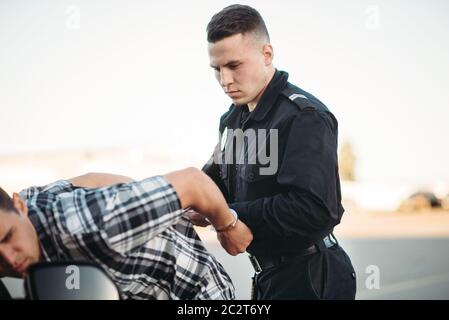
229,111,341,239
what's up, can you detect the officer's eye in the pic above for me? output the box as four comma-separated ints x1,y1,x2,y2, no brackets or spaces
229,64,241,70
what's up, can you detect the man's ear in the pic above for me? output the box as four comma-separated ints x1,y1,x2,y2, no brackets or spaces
12,193,28,217
262,44,274,65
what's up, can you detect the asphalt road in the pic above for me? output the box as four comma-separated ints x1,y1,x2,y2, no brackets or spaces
204,237,449,300
3,238,449,299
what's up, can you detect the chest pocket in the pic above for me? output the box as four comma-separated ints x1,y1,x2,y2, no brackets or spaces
236,164,274,201
219,163,228,179
239,164,272,182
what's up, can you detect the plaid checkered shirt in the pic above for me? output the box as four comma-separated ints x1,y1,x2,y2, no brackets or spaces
19,176,235,300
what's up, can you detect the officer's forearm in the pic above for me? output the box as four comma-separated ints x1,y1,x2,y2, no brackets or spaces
230,191,335,239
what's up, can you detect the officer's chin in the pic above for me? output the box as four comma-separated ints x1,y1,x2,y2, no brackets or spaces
231,98,247,107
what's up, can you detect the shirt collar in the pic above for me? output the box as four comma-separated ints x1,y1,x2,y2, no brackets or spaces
223,69,289,126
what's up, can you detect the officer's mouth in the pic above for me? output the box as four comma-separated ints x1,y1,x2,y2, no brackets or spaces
226,90,241,98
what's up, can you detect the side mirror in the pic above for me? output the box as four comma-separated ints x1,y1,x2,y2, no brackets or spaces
24,261,121,300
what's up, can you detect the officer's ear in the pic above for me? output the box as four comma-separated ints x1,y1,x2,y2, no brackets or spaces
262,44,274,66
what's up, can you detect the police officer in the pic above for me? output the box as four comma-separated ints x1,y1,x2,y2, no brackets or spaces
195,4,356,299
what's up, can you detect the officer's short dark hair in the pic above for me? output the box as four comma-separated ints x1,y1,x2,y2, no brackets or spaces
0,187,17,214
207,4,270,43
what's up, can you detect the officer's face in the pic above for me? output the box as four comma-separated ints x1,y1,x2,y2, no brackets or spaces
208,32,274,109
0,194,41,278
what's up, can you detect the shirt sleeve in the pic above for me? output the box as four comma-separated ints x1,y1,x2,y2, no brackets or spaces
53,176,183,254
230,111,342,239
19,179,75,200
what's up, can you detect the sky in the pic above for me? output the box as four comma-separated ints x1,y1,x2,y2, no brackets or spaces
1,0,449,187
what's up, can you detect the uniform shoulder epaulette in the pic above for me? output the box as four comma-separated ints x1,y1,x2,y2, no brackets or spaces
280,86,316,111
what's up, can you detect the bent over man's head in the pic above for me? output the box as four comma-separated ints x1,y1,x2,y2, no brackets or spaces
0,187,41,278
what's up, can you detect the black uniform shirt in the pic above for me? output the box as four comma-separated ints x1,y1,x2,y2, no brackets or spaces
203,70,344,257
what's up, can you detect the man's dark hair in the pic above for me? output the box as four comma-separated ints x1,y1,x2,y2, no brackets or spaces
0,187,17,214
207,4,270,43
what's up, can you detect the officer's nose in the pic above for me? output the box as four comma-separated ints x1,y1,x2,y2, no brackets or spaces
219,68,233,88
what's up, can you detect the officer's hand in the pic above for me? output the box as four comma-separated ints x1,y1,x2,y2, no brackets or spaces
185,210,211,227
217,220,253,256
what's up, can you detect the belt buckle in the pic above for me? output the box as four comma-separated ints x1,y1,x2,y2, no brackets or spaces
249,255,262,274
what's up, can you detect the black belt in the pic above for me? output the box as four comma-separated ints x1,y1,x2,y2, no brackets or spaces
248,234,338,273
